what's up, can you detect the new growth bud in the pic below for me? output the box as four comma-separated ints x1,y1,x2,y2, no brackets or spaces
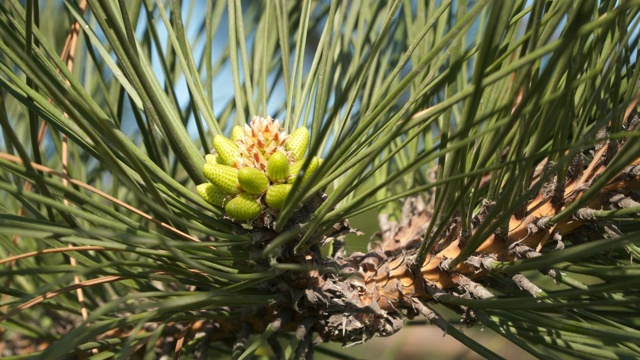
225,193,262,220
238,167,269,194
197,183,227,207
285,126,309,160
267,151,289,183
213,135,241,166
203,163,240,195
197,116,322,222
266,184,293,210
287,156,321,184
231,125,245,142
205,154,220,165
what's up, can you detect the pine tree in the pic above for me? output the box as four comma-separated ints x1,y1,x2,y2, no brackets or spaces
1,1,639,358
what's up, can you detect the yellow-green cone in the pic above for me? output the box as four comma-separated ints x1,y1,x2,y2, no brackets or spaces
302,156,321,182
199,118,319,217
225,193,262,220
231,125,245,142
203,163,240,195
196,183,227,207
205,153,220,165
285,127,309,160
287,156,321,184
238,167,269,194
267,151,289,183
213,135,241,166
266,184,293,210
287,159,304,183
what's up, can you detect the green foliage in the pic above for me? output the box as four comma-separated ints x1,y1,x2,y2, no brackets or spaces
0,0,639,358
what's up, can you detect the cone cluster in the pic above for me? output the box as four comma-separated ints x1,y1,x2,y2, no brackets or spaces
197,116,321,221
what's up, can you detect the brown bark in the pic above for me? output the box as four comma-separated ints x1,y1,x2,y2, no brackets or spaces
375,145,640,299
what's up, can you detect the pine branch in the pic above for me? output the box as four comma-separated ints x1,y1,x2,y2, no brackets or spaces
108,119,640,357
